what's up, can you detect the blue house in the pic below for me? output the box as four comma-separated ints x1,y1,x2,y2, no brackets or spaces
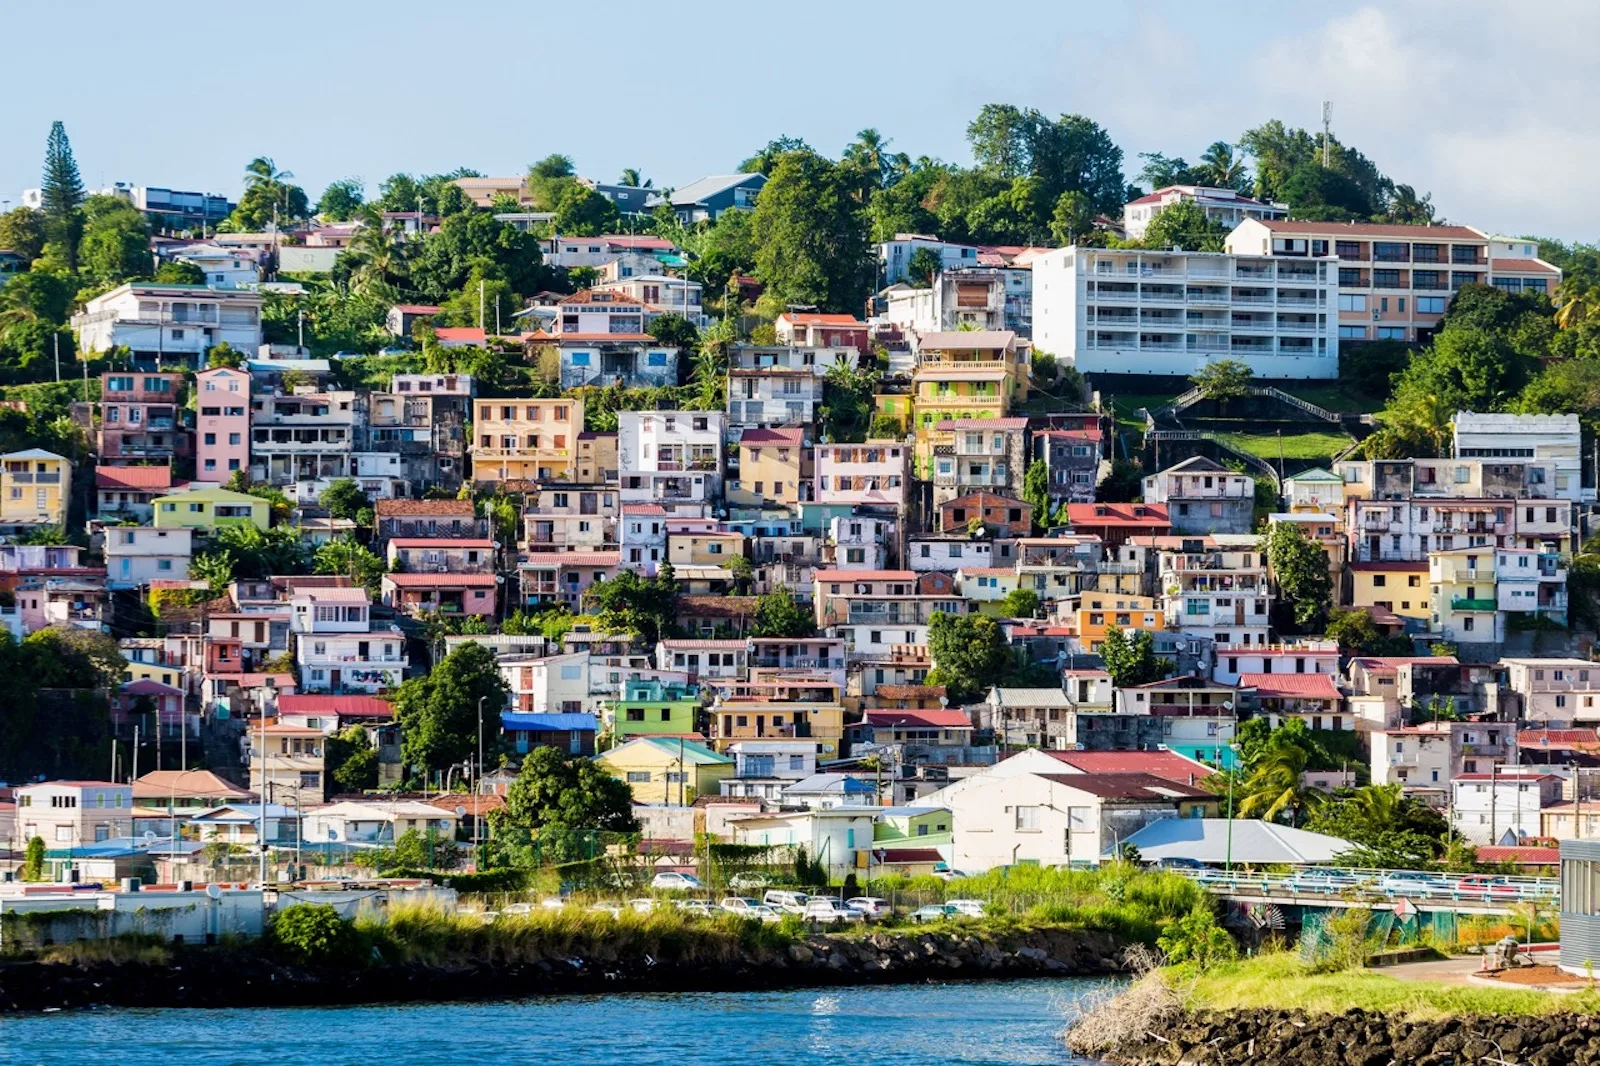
502,711,598,756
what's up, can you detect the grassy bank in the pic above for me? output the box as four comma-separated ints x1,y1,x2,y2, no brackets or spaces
1182,952,1600,1019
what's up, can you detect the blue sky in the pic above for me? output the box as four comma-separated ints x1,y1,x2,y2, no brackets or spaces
4,0,1590,240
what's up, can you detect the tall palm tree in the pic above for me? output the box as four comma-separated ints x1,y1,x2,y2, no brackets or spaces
1198,142,1246,190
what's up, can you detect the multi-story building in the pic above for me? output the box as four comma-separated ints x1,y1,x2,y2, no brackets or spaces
105,526,194,589
249,389,361,498
98,372,187,465
290,586,407,694
1122,185,1288,240
194,366,251,480
929,417,1028,508
1225,220,1561,345
368,373,472,494
617,410,724,504
728,427,810,510
1142,456,1256,535
1,449,71,530
1032,245,1337,378
72,283,263,364
470,397,582,484
1157,534,1271,647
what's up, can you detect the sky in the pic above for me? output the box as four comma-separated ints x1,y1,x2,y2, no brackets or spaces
3,0,1592,241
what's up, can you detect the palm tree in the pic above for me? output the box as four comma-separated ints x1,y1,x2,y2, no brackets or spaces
618,168,652,189
1198,142,1247,190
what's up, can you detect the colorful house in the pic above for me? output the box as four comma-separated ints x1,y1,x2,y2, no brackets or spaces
153,486,270,532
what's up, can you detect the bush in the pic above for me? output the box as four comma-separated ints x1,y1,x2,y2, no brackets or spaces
271,903,360,967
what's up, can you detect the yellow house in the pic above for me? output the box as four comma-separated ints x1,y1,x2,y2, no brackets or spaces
471,397,584,483
153,486,269,532
596,736,733,805
727,427,809,509
1349,561,1429,621
668,530,747,568
1,449,71,528
1074,592,1165,652
1428,546,1500,643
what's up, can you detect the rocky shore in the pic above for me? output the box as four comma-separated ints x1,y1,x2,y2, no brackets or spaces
1072,1007,1600,1065
0,926,1128,1012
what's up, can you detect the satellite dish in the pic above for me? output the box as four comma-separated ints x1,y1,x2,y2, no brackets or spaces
205,883,223,900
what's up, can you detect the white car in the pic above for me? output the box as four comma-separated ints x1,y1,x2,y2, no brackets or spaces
720,896,763,915
651,872,703,891
804,898,865,924
845,896,889,918
945,898,987,918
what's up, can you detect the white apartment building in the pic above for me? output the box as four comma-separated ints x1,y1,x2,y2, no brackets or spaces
1122,185,1288,240
16,781,134,847
290,587,407,694
617,410,724,503
878,235,982,284
1158,534,1271,647
250,389,360,492
813,441,909,510
1502,659,1600,727
73,283,263,363
1032,246,1338,378
104,526,194,589
1453,412,1586,502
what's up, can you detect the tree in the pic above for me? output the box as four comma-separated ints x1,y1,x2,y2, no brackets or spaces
1140,199,1227,252
999,588,1041,619
906,246,942,287
498,747,638,833
392,642,509,782
1189,358,1254,402
77,195,152,285
751,150,873,314
1049,190,1095,245
155,260,206,285
926,611,1011,704
39,121,85,267
751,587,816,638
587,567,678,646
1261,522,1333,630
316,178,365,221
0,207,46,264
325,724,379,793
1100,626,1170,687
312,536,385,594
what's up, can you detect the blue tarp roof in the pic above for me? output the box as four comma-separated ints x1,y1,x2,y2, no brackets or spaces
501,712,598,732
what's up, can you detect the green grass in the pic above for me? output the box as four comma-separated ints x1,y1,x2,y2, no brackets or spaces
1183,951,1600,1019
1213,429,1353,462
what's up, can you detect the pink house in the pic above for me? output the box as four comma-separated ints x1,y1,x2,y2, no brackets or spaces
381,572,497,617
195,366,251,480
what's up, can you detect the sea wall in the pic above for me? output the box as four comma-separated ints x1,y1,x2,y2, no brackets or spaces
1076,1007,1600,1065
0,927,1129,1012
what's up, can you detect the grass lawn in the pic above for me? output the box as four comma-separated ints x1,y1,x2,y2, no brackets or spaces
1213,429,1353,462
1185,952,1600,1019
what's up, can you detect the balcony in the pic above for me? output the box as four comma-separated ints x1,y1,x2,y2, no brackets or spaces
1450,597,1496,612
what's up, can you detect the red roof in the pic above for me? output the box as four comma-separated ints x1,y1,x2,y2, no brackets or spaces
864,709,972,729
278,695,393,717
1042,749,1215,786
384,572,498,587
1240,672,1341,699
1066,502,1170,527
96,465,175,490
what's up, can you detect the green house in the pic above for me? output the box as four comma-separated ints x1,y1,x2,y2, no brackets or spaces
607,678,702,741
153,486,270,532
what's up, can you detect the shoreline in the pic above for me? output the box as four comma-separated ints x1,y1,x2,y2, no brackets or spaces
0,926,1129,1013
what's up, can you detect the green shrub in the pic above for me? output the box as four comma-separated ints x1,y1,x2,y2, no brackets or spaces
271,903,360,967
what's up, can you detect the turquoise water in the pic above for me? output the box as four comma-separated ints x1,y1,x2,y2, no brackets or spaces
2,979,1113,1065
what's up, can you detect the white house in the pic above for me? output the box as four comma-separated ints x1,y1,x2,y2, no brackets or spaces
104,526,194,589
1032,246,1337,379
73,283,264,364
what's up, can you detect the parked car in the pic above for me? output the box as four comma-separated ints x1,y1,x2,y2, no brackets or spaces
845,896,889,918
652,872,703,891
763,890,811,913
945,898,987,918
804,898,865,924
911,904,959,923
720,897,763,915
729,873,772,891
